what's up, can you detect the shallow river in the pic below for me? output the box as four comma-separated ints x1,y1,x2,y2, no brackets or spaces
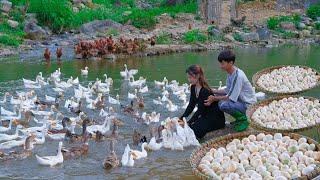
0,44,319,179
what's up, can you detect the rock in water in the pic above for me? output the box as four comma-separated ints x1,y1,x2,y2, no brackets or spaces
257,27,271,40
24,22,48,40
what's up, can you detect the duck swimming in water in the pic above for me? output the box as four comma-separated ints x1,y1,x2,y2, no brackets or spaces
0,134,36,161
103,139,119,170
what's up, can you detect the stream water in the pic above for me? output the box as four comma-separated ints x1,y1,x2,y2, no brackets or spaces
0,44,319,179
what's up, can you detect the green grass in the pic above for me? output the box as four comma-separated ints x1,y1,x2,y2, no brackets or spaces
24,0,197,31
156,32,172,44
28,0,74,33
306,3,320,20
0,35,21,47
233,32,243,42
315,22,320,30
183,29,207,44
267,14,301,30
105,28,119,36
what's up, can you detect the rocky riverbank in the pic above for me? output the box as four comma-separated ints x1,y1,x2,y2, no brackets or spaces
1,0,320,61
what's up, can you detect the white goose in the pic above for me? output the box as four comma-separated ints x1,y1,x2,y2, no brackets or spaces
1,106,17,116
121,144,131,166
0,92,10,104
120,64,138,80
103,74,113,86
0,119,13,133
54,80,73,89
10,96,22,105
147,137,162,151
129,77,146,87
45,95,56,102
0,136,28,149
67,76,79,85
183,118,200,146
108,95,120,105
218,81,227,90
81,67,89,76
86,116,112,134
153,97,162,105
0,125,22,141
34,129,46,145
24,83,41,89
23,78,38,85
36,72,45,82
166,100,178,112
128,89,137,99
154,77,168,87
130,142,148,160
36,141,63,167
139,85,148,93
172,132,184,151
1,109,22,120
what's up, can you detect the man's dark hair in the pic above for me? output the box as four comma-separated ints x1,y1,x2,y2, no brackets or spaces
218,50,235,63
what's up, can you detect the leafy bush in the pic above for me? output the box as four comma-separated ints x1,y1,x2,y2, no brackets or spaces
306,4,320,20
233,32,243,42
0,35,21,47
183,29,207,43
315,22,320,30
28,0,74,32
267,14,301,30
156,32,172,44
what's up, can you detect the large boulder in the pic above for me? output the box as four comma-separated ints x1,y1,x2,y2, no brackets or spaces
224,34,235,42
240,32,259,42
280,22,296,31
80,20,123,35
24,22,48,40
7,19,19,28
1,0,12,13
257,27,271,40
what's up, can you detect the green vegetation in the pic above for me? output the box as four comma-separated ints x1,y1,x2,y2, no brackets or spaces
267,14,301,30
156,32,172,44
315,22,320,30
183,29,207,43
233,32,243,42
0,23,25,47
28,0,74,33
306,3,320,20
25,0,197,32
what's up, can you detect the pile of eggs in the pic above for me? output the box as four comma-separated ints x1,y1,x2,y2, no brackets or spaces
251,97,320,130
256,66,319,93
198,133,320,179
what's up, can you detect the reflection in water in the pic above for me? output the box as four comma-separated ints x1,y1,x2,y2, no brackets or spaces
0,45,319,178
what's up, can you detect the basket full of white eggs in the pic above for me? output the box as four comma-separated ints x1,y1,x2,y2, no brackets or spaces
246,95,320,133
190,131,320,180
252,65,320,95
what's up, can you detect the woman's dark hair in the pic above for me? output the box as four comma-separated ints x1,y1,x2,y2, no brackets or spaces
186,65,211,91
218,50,235,63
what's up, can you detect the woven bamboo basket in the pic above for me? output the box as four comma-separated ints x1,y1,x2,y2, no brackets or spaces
246,95,320,133
252,65,320,95
190,131,320,180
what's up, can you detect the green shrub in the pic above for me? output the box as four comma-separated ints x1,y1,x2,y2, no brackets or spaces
267,14,301,30
315,22,320,30
0,35,21,47
267,17,280,30
233,32,243,42
306,4,320,20
28,0,74,32
131,15,157,29
183,29,207,43
156,32,172,44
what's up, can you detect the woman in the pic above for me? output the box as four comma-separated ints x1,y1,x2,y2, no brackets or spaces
180,65,225,139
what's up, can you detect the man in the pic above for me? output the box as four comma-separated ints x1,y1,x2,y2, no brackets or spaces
204,50,257,132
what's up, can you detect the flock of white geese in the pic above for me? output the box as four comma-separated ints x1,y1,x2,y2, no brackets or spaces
0,63,209,169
